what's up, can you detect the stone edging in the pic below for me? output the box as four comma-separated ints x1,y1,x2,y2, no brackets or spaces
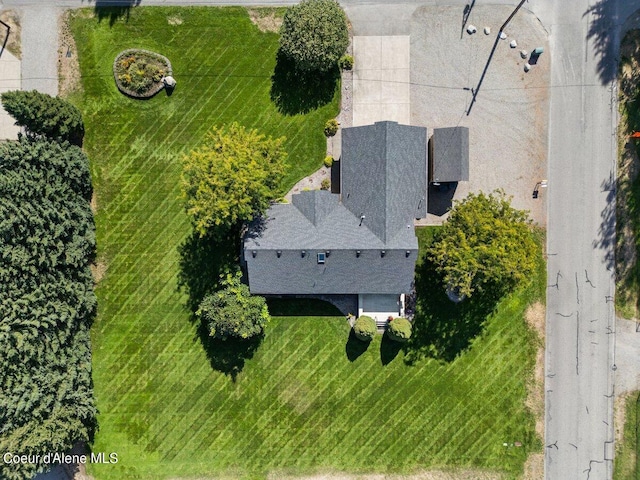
113,48,173,99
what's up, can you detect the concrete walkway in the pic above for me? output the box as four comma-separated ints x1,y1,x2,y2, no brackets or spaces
615,318,640,395
0,45,21,139
20,5,59,95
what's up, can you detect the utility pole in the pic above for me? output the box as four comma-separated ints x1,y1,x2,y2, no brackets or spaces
499,0,527,33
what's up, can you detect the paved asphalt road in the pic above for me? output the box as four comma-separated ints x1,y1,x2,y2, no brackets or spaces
7,0,635,479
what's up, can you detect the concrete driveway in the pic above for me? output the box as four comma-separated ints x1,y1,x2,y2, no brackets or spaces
352,35,410,126
0,47,20,140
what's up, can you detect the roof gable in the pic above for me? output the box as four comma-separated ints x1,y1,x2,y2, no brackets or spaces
341,121,427,242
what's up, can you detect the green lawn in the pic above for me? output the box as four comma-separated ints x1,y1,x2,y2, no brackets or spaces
614,392,640,480
70,6,541,479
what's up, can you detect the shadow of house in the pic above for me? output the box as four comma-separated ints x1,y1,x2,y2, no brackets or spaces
270,49,340,116
94,0,141,27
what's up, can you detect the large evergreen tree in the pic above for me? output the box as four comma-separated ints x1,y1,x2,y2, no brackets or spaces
0,137,97,480
1,90,85,146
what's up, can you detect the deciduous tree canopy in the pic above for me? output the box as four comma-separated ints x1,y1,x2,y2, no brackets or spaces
428,191,538,299
197,272,270,340
181,122,287,236
279,0,348,72
1,90,85,146
0,137,96,480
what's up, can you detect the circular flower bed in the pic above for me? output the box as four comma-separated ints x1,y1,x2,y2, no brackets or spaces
113,49,173,98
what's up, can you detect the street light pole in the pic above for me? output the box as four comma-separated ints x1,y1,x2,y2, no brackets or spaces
499,0,528,33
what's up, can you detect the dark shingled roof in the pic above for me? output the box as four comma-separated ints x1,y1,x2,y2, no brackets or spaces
431,126,469,183
341,121,428,242
243,122,427,295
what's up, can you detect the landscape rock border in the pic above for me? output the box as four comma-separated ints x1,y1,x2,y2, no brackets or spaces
113,48,173,99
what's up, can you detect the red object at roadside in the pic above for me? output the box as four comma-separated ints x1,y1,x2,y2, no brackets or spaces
631,132,640,138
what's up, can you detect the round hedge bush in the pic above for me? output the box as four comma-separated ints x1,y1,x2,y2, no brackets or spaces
353,315,376,342
387,317,412,343
323,155,334,168
114,49,172,98
324,119,339,137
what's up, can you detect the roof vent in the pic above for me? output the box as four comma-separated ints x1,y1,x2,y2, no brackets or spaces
277,250,282,258
359,214,366,227
381,250,386,258
356,250,361,258
301,250,306,258
406,250,411,257
252,250,257,258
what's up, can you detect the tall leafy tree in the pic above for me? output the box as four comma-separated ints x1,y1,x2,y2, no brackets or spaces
181,122,287,236
1,90,85,146
197,271,270,340
428,190,538,299
279,0,348,72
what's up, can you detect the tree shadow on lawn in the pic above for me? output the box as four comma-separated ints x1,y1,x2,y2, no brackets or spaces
270,49,340,116
403,258,502,364
345,329,369,362
197,321,263,382
177,226,239,314
93,1,141,27
380,333,403,365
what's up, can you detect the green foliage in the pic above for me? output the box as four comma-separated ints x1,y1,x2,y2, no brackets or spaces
197,271,270,340
114,51,168,95
387,317,412,343
428,190,538,299
323,155,334,168
321,178,331,190
613,392,640,480
338,54,354,70
324,118,339,137
353,315,376,342
279,0,348,72
181,122,287,236
1,90,85,146
0,137,96,480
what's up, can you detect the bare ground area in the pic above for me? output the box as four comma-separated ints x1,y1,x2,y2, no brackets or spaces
0,9,21,59
248,8,283,33
58,10,81,97
411,6,549,226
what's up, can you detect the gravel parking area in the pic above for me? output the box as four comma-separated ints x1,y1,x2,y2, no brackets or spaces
411,5,549,225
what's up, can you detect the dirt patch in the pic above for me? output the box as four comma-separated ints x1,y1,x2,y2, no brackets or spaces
267,471,504,480
615,392,632,445
248,8,283,33
524,301,545,440
90,260,107,284
521,453,544,480
0,10,21,59
167,15,183,25
58,11,82,97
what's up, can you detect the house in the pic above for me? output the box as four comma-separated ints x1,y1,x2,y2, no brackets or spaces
243,121,427,322
429,126,469,184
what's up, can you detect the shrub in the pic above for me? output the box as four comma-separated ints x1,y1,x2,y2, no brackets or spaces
324,119,339,137
279,0,348,72
323,155,334,168
339,54,354,70
321,178,331,190
387,317,412,343
353,315,376,342
0,90,85,146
